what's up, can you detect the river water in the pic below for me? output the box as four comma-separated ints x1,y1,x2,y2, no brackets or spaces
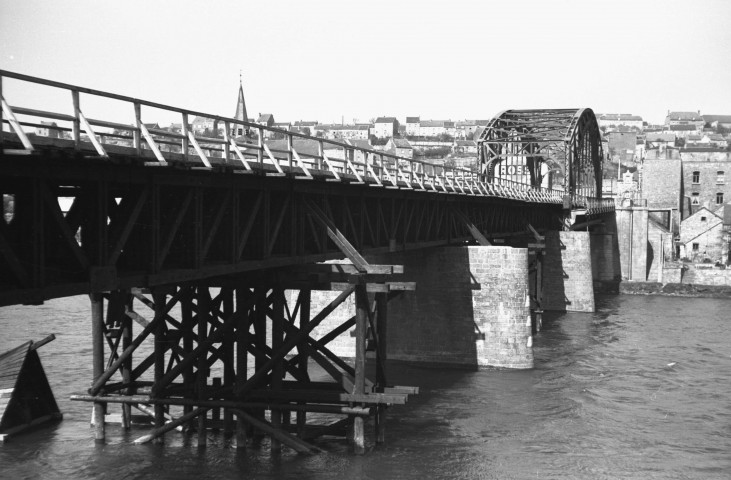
1,294,730,479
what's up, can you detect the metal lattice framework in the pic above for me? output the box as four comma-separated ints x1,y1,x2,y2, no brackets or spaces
478,109,604,197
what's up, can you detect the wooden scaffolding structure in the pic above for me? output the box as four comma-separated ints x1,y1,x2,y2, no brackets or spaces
70,264,417,454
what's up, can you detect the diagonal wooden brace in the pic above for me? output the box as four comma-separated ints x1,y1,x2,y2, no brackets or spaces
451,207,491,246
303,198,369,271
233,286,356,396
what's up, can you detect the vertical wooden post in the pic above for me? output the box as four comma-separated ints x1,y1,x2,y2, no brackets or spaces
71,90,81,149
286,133,293,171
257,127,264,166
296,289,310,438
235,287,249,449
222,288,235,437
535,251,543,332
223,121,231,164
253,287,267,438
133,102,142,157
270,288,284,454
182,113,190,162
212,377,221,430
317,140,324,171
121,291,133,429
197,287,209,448
352,281,368,454
181,287,194,425
153,290,166,444
375,291,388,444
90,292,106,443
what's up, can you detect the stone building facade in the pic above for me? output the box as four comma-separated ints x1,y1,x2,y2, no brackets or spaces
682,156,731,218
373,117,399,139
642,158,682,233
679,206,726,262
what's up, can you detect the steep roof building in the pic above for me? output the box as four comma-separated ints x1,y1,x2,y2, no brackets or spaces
233,76,249,136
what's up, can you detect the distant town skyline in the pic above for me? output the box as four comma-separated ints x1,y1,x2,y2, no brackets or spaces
2,0,730,127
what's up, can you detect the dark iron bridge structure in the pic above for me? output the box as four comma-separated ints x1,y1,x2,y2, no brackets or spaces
0,70,614,453
478,108,604,199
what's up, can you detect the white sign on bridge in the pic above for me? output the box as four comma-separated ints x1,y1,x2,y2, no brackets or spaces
498,164,529,176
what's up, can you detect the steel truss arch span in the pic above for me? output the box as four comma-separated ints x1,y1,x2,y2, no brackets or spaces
478,108,604,197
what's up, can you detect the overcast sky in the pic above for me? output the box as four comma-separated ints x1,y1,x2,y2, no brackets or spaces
1,0,729,126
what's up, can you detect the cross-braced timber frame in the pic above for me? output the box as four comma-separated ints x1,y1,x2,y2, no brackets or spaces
478,109,604,198
71,262,418,454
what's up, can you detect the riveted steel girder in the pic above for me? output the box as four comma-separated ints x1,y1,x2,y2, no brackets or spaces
478,109,604,196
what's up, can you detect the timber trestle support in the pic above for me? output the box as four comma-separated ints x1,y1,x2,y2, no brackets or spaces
527,224,545,334
71,263,417,455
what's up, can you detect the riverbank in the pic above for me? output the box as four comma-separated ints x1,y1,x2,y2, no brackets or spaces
619,281,731,298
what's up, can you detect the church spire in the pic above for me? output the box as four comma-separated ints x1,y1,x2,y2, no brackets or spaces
234,71,249,136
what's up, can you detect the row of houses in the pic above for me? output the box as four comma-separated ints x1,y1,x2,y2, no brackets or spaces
604,127,731,165
233,116,490,141
599,111,731,134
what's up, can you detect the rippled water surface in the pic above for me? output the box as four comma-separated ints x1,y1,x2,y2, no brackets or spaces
1,294,730,479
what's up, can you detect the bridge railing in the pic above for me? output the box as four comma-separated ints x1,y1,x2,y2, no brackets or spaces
571,188,616,214
1,69,582,206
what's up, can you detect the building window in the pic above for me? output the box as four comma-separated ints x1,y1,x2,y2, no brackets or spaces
691,193,700,205
692,171,700,183
692,243,699,252
717,192,724,205
718,171,725,184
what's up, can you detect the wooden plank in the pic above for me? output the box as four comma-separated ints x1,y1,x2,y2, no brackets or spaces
384,385,420,395
325,282,416,293
231,408,320,454
78,110,108,157
133,407,208,444
290,263,404,275
243,389,408,405
139,122,167,163
29,334,55,351
1,99,34,150
186,129,212,168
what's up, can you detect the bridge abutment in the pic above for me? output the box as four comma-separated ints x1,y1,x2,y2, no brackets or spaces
315,246,534,369
590,213,623,292
386,246,533,369
542,231,596,312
